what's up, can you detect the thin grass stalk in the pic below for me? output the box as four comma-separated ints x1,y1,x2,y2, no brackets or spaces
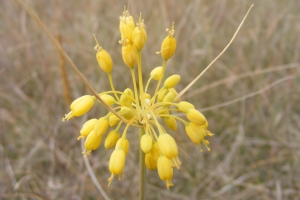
139,128,146,200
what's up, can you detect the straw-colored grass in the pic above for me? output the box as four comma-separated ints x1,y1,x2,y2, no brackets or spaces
1,0,299,199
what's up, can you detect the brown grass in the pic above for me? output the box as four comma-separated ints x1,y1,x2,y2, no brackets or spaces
1,0,300,199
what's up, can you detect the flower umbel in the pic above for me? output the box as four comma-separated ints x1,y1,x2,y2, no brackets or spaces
62,7,214,189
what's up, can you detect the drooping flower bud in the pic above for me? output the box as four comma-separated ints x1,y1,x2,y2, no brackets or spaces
115,138,130,155
63,95,95,121
105,130,120,149
164,116,177,131
78,118,97,140
94,117,109,136
140,132,153,154
157,155,174,190
108,149,126,186
145,142,160,170
161,22,176,60
185,124,204,145
186,109,207,125
121,107,135,120
83,130,103,156
168,88,180,102
108,114,120,127
132,14,147,50
163,75,181,89
150,66,163,81
176,101,195,112
158,133,178,160
122,43,137,68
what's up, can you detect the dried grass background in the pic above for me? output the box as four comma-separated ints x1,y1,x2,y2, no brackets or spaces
1,0,300,199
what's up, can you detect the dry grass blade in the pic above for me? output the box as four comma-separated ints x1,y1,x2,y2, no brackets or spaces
175,4,254,101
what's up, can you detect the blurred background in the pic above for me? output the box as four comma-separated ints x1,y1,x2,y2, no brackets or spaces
1,0,300,199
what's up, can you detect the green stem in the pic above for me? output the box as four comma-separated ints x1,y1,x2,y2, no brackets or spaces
139,128,146,200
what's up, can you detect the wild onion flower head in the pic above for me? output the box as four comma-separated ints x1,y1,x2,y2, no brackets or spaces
62,7,213,189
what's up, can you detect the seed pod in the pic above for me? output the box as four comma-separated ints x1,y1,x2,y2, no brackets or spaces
164,75,181,89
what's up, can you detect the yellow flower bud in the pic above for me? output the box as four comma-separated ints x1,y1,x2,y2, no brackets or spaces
150,66,163,81
185,124,204,145
120,88,134,107
168,88,180,102
163,91,175,107
176,101,195,112
161,23,176,60
105,130,120,149
78,118,97,140
145,142,160,170
158,133,178,159
108,149,126,186
99,94,116,106
163,75,181,89
94,117,109,136
83,130,102,156
116,138,129,155
132,15,147,50
63,95,95,121
122,43,137,68
157,155,174,190
121,107,135,120
189,122,207,137
108,114,120,127
140,133,153,154
186,109,207,125
157,88,168,102
164,116,177,131
96,48,113,73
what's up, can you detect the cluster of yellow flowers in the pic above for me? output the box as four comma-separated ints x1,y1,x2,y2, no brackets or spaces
62,7,213,189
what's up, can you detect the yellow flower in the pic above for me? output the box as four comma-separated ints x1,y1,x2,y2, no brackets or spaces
105,130,120,149
78,118,97,140
150,66,163,81
145,142,160,170
163,75,181,89
161,23,176,60
63,95,95,121
122,43,137,68
186,109,207,125
94,117,109,136
115,138,130,155
140,132,153,154
83,130,102,156
158,133,180,168
108,149,126,186
95,48,113,73
164,116,177,131
157,155,174,190
132,14,147,50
